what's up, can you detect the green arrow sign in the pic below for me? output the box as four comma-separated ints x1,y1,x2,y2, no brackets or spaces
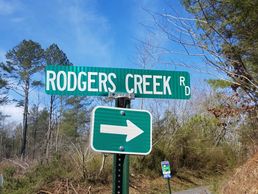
90,106,152,155
45,65,190,99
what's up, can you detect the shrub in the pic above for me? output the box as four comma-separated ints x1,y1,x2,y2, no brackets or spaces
132,114,238,177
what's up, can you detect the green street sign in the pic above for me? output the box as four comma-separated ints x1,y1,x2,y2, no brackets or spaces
45,65,191,99
90,106,152,155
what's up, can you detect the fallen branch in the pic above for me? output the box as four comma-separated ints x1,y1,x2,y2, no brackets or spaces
4,159,27,170
70,183,78,194
37,190,52,194
87,185,92,194
66,178,69,194
129,183,138,190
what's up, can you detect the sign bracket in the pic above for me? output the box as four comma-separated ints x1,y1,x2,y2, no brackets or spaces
108,92,135,100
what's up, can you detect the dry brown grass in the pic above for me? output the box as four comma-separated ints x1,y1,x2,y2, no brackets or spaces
222,152,258,194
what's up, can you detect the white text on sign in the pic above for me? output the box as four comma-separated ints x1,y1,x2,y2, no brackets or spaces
46,70,190,96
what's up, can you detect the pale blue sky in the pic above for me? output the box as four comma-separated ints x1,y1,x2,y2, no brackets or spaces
0,0,219,122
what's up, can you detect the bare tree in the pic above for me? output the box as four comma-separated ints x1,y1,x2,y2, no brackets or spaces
143,4,258,104
44,43,72,160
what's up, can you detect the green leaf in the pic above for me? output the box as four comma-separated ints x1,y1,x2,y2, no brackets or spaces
207,79,232,90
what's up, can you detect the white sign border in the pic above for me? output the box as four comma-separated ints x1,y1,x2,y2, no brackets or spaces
90,106,152,155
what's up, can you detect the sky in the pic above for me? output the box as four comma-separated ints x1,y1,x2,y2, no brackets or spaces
0,0,219,123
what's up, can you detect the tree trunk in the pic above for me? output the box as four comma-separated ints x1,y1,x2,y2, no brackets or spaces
45,95,54,160
0,135,2,160
32,106,39,160
55,96,63,152
21,79,29,159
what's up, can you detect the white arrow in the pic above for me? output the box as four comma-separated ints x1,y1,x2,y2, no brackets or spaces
100,120,144,142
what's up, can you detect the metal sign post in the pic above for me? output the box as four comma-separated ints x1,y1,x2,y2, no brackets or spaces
167,179,172,194
113,96,131,194
161,161,172,194
90,93,152,194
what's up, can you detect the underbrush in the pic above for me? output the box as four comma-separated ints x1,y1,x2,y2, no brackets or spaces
0,137,239,194
131,141,238,179
0,152,113,194
0,152,238,194
1,155,72,193
131,116,239,179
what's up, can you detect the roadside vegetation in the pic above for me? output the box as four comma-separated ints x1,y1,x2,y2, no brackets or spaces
0,0,257,193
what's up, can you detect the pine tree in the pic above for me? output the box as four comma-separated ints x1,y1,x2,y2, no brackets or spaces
4,40,44,158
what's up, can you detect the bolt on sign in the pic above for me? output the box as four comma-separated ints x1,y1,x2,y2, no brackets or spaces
90,106,152,155
45,65,191,99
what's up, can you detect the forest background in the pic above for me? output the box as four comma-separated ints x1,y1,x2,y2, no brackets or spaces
0,0,257,193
